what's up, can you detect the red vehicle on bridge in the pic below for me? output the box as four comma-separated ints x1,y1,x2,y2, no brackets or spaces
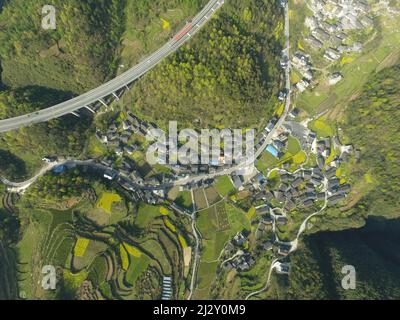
174,22,193,41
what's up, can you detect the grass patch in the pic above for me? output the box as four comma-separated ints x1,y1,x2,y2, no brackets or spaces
174,191,193,210
96,192,122,214
293,151,307,165
125,254,151,286
246,206,256,221
73,238,90,258
308,118,334,137
214,176,235,197
63,269,88,291
163,217,177,233
135,203,161,228
119,244,130,271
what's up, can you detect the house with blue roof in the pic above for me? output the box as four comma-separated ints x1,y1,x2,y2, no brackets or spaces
266,145,279,158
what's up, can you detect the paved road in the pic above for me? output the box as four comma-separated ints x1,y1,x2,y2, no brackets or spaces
244,1,294,300
0,161,60,193
0,0,225,133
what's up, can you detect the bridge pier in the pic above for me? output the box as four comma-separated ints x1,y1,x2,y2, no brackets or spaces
71,111,81,118
112,92,120,101
84,105,95,114
99,99,109,109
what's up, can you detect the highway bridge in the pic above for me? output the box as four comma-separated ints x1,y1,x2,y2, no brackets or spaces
0,0,225,133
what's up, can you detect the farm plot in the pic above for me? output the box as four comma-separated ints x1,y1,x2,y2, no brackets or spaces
125,254,151,287
193,261,219,300
72,239,107,271
140,239,172,275
88,255,108,287
89,191,127,225
16,208,76,299
214,176,236,197
215,201,230,231
96,192,122,214
174,191,193,210
135,203,162,228
204,187,222,206
193,189,208,210
198,202,250,262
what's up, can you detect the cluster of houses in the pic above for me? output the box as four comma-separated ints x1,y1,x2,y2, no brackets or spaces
254,212,291,257
291,51,314,93
289,0,376,92
254,116,279,153
274,136,352,209
95,111,156,156
222,233,256,272
284,120,315,151
221,214,293,274
305,0,373,60
218,125,356,274
223,252,256,272
97,111,257,180
276,168,327,210
255,214,274,241
228,127,353,213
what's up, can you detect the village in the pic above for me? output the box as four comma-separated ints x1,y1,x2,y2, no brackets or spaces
34,1,368,290
33,0,370,297
288,0,377,94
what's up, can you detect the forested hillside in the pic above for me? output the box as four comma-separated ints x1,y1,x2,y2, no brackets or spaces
121,0,206,65
0,86,72,118
270,218,400,300
0,85,92,180
129,0,283,129
267,65,400,300
343,64,400,219
0,0,125,93
0,84,92,182
0,150,26,180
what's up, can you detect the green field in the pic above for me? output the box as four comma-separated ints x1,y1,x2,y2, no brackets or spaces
195,201,250,297
174,191,193,210
15,207,76,299
125,254,151,286
193,261,219,299
141,239,171,275
308,118,335,138
135,203,162,228
214,176,236,197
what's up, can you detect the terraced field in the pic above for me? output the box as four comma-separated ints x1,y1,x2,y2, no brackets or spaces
9,171,198,300
194,201,250,299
